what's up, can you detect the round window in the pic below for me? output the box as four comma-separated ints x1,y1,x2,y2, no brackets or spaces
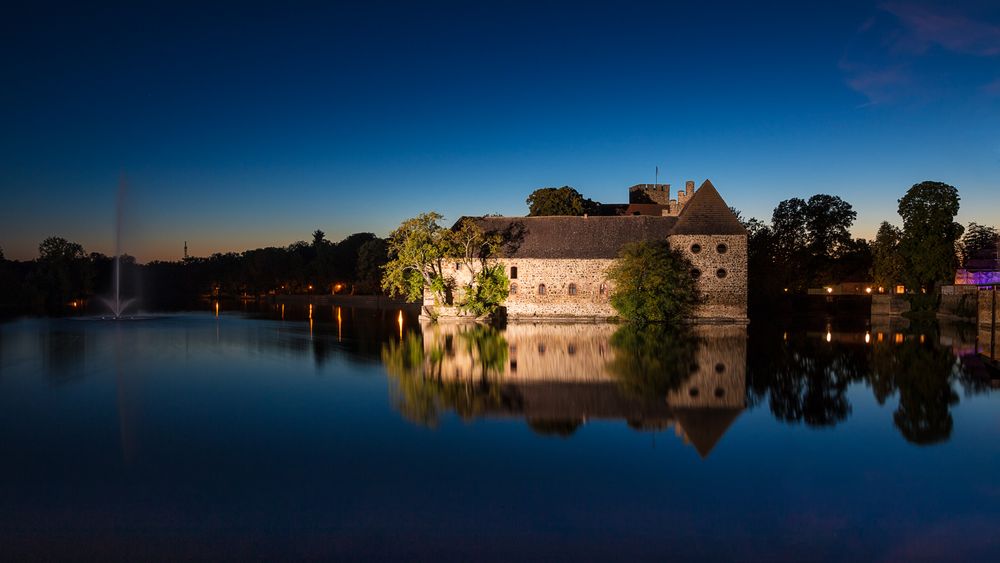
717,243,728,254
688,387,700,398
690,244,702,254
716,268,727,279
691,268,702,279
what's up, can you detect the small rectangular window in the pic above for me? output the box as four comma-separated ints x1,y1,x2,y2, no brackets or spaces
510,266,518,279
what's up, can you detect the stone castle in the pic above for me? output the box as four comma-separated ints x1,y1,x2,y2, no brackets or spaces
427,179,748,322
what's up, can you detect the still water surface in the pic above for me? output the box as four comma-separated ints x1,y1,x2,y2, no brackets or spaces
1,306,998,560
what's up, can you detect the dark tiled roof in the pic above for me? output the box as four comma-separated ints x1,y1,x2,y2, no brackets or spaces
471,215,678,259
672,180,747,235
595,203,670,216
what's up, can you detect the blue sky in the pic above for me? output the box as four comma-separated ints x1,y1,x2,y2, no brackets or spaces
2,0,999,261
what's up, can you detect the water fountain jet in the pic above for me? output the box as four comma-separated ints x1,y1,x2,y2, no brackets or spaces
101,174,137,319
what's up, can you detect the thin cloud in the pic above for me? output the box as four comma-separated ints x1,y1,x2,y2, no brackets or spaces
981,77,1000,97
882,1,1000,56
841,2,1000,105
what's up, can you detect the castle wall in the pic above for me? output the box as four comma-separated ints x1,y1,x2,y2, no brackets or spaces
669,234,748,321
426,244,747,322
503,258,618,319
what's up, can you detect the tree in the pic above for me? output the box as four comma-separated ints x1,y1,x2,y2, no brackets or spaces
606,240,700,323
449,218,508,316
526,186,599,216
355,238,389,294
461,264,509,317
382,212,452,312
871,222,903,291
30,236,93,311
960,222,998,266
770,194,857,289
897,181,963,295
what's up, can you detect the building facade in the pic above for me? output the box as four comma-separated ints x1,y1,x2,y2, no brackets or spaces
426,179,748,322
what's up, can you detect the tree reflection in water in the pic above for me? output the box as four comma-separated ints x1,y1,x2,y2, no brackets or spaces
605,324,701,399
749,320,989,446
870,323,960,445
382,317,992,449
381,324,509,427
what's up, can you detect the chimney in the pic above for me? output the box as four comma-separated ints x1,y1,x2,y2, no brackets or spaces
685,180,694,194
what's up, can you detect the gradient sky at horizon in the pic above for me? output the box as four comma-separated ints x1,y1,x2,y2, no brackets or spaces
2,0,999,262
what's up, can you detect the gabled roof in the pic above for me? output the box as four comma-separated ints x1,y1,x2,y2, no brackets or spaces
672,180,747,236
471,215,678,259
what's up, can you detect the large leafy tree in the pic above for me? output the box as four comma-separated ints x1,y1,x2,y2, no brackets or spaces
770,194,857,289
606,240,700,323
381,213,509,318
382,212,452,309
526,186,599,216
897,181,963,293
449,218,508,316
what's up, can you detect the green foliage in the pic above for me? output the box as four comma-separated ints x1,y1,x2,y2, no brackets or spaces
606,324,701,399
459,264,510,317
897,181,963,293
381,212,451,306
381,326,508,427
871,221,903,290
381,213,508,318
606,240,700,323
526,186,600,216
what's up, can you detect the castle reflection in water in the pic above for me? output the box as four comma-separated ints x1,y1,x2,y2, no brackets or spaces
382,322,747,457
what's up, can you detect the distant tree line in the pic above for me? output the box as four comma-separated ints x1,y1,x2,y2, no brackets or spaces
0,230,390,315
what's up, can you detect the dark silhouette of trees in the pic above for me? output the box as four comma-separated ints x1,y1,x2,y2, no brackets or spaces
28,237,94,312
3,229,389,315
871,221,903,291
355,238,389,294
770,194,859,290
897,181,963,297
960,222,998,266
525,186,600,216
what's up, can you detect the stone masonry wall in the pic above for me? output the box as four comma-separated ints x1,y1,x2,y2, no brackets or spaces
669,234,748,321
504,258,618,319
425,236,748,322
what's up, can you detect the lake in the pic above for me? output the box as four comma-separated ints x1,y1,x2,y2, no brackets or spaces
1,305,998,561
